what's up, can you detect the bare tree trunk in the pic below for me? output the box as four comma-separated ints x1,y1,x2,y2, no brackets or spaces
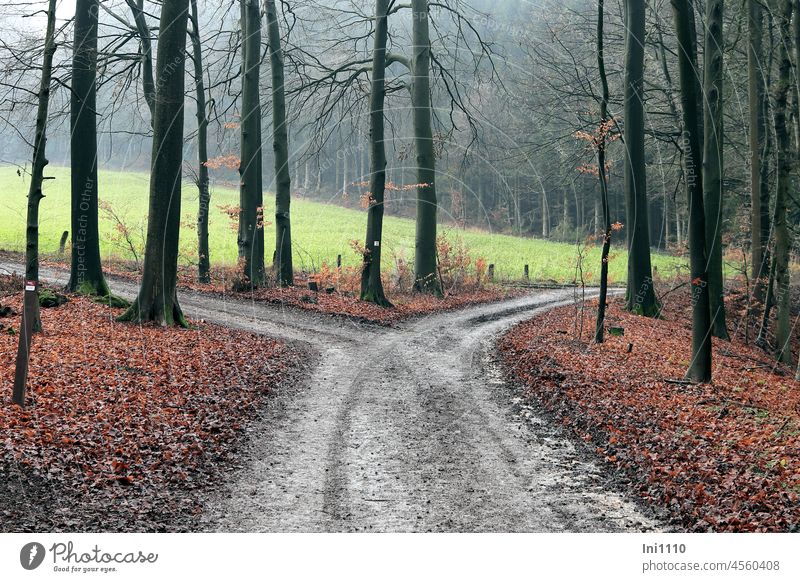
748,0,768,302
125,0,155,119
541,188,550,237
757,251,776,345
266,0,294,286
760,10,776,313
342,149,349,198
189,0,211,284
411,0,442,296
119,0,189,326
25,0,57,333
68,0,109,297
335,152,340,195
594,197,601,234
360,144,366,185
688,0,703,154
595,0,612,344
360,0,391,307
703,0,729,339
238,0,265,286
772,0,793,364
794,0,800,153
624,0,658,316
673,0,712,382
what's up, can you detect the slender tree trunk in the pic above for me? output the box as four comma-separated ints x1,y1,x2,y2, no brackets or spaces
794,0,800,152
68,0,109,297
655,26,684,141
189,0,211,284
760,11,776,310
541,188,550,237
126,0,155,119
624,0,658,316
411,0,442,296
360,0,391,307
673,0,712,382
360,145,367,186
238,0,265,286
335,154,340,194
757,251,776,345
772,0,793,364
595,0,612,344
748,0,768,302
653,28,689,263
342,151,349,198
266,0,294,286
119,0,190,326
594,197,601,234
688,1,703,155
25,0,57,333
703,0,728,339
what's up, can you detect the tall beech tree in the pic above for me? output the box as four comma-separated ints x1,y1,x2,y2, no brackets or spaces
672,0,712,382
125,0,156,119
748,0,769,303
266,0,293,287
119,0,190,326
411,0,442,296
623,0,658,316
771,0,792,363
238,0,265,286
594,0,612,343
25,0,57,333
360,0,391,307
794,0,800,152
281,1,489,299
67,0,110,297
703,0,728,339
188,0,211,284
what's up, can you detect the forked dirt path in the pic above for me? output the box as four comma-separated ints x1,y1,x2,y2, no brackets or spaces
1,262,661,532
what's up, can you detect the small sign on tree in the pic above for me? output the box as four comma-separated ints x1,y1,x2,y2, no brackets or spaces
12,280,38,406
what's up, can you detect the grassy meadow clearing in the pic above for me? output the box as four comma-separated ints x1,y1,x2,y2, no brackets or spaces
0,166,686,284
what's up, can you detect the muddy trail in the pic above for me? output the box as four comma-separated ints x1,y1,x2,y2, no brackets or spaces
0,262,661,532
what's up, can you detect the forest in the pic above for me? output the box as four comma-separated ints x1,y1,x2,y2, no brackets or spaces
0,0,798,539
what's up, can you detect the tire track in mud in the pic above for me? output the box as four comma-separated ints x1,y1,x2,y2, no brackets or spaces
0,262,661,532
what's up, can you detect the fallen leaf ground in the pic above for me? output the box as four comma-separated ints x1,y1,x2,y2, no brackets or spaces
0,280,305,532
231,284,521,324
498,286,800,532
0,250,523,325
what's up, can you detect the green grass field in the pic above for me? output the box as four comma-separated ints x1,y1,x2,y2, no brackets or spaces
0,166,686,284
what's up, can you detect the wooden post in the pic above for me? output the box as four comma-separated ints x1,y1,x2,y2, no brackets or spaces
13,280,38,407
336,254,342,269
524,264,529,281
488,264,495,282
58,230,68,255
